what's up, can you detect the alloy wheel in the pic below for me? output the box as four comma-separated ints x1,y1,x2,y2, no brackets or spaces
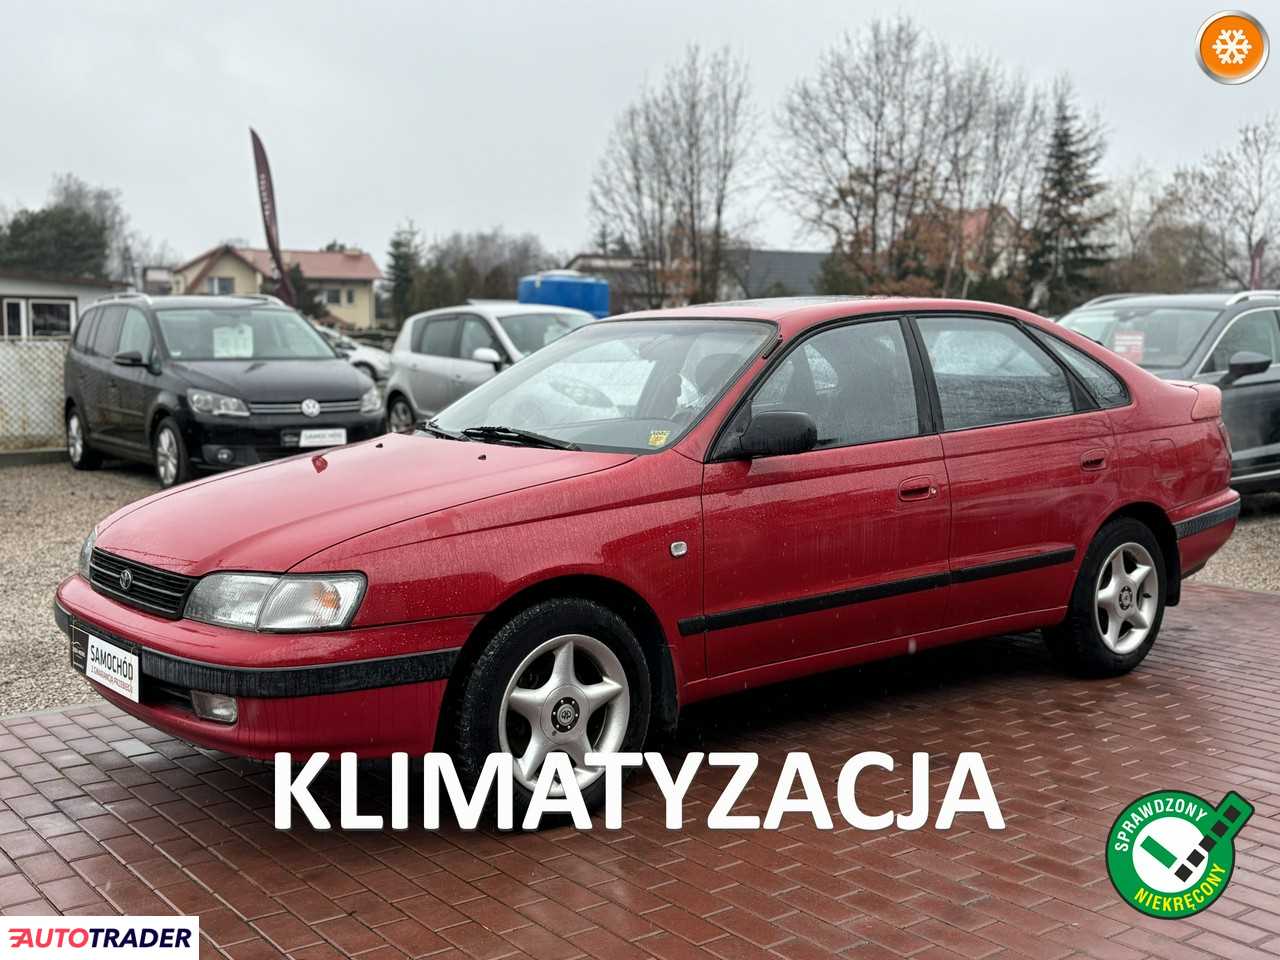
498,633,630,796
67,413,83,464
1094,542,1159,655
388,400,415,435
155,428,179,486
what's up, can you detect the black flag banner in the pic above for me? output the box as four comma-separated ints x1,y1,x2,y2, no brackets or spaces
249,128,297,306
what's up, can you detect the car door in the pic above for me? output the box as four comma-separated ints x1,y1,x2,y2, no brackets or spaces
700,317,951,677
913,314,1119,628
1196,307,1280,483
453,314,507,401
406,315,459,417
85,305,124,442
113,307,158,452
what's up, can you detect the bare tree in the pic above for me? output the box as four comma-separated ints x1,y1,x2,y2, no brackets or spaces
1171,116,1280,288
588,45,754,306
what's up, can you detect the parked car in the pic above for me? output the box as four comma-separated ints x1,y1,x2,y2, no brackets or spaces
385,302,593,433
64,293,384,488
1059,291,1279,492
56,296,1238,818
312,322,392,382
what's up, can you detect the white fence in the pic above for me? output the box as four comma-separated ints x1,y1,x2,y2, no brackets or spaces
0,340,66,451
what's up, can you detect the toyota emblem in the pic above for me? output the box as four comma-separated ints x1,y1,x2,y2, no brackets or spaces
301,398,321,418
118,568,133,591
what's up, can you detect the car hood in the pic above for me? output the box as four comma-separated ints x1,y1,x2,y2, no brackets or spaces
96,433,634,575
171,359,370,402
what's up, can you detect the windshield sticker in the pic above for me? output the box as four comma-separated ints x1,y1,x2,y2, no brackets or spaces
1113,331,1145,363
648,429,670,447
212,324,255,359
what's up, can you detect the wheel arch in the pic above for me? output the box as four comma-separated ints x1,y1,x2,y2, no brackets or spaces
435,573,680,750
1094,501,1181,606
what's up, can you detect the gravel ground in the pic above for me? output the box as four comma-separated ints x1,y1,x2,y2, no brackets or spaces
0,460,1276,716
0,461,156,716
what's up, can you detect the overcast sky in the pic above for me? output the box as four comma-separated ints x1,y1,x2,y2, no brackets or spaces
1,1,1275,268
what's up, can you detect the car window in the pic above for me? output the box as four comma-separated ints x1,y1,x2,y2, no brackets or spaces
459,316,501,361
918,316,1074,430
91,306,124,357
1032,330,1129,408
117,308,154,360
1059,306,1218,369
72,309,98,352
1204,310,1280,373
753,319,920,448
155,307,333,360
497,312,592,355
417,317,458,357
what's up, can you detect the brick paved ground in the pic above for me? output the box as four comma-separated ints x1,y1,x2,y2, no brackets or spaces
1,582,1277,959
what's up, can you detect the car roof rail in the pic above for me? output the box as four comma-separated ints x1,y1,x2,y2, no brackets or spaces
1225,289,1280,305
234,293,286,305
94,291,150,304
1077,293,1154,308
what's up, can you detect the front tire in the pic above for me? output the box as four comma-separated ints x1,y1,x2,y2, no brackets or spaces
1044,518,1166,677
452,599,651,823
66,408,101,470
152,417,191,488
387,396,416,435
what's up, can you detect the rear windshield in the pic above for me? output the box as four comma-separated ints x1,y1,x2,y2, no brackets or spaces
1059,306,1219,369
497,312,593,355
155,307,336,361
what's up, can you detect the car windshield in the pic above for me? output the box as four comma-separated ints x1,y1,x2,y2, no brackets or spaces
1059,306,1220,369
497,311,593,355
434,319,771,452
155,307,337,361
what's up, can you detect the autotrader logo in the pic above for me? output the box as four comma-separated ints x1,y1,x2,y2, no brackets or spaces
1107,789,1253,918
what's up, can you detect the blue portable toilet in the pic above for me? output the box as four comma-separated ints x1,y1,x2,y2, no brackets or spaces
517,270,610,318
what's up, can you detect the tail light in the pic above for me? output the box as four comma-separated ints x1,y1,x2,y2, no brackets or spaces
1191,384,1222,420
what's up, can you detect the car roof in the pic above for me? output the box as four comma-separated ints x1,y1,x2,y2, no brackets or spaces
94,294,294,312
407,302,594,321
1067,292,1280,313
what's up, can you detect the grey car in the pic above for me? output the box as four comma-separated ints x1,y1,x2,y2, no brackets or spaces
385,301,594,433
1059,291,1279,492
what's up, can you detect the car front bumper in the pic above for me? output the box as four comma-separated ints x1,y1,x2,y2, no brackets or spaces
182,411,386,471
54,575,475,759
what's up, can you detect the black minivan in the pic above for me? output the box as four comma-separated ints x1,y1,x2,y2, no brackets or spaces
64,294,385,487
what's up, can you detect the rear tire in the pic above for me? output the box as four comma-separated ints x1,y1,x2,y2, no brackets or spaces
452,598,651,825
66,408,101,470
152,417,191,488
1043,517,1166,677
387,396,416,435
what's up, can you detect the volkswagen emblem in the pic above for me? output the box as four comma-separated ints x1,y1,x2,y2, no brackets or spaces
118,568,133,592
300,398,321,418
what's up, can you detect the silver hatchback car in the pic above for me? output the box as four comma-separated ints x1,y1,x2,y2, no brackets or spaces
385,301,595,433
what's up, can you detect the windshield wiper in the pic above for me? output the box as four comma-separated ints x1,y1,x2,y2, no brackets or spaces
422,421,471,442
460,425,579,450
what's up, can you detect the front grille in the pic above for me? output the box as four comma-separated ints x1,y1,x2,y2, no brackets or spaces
248,399,362,415
88,549,196,619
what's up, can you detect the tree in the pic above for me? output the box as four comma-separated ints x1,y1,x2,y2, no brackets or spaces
262,264,322,318
405,229,557,313
0,206,109,279
1024,81,1110,314
589,45,754,305
386,223,422,325
48,173,174,282
1170,116,1280,289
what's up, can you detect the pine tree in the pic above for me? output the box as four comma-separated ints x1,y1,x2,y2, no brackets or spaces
386,222,422,326
1026,82,1111,314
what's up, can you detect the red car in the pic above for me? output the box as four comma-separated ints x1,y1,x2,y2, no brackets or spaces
56,297,1239,811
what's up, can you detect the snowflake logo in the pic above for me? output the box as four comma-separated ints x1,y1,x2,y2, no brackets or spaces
1213,28,1252,65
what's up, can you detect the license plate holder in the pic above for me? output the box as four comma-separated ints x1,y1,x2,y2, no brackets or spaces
298,427,347,448
71,626,140,703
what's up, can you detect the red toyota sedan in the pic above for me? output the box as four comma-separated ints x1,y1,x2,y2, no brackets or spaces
56,297,1239,810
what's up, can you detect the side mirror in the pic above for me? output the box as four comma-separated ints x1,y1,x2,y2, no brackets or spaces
472,346,503,369
732,410,818,458
113,350,144,367
1220,350,1271,387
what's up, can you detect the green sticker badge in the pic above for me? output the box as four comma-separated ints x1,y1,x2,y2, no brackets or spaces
1107,789,1253,918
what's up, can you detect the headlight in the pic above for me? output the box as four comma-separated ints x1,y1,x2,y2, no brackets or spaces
185,572,365,632
187,389,250,417
360,387,382,414
79,529,97,580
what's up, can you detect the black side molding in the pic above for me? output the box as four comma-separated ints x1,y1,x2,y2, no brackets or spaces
678,546,1076,636
1174,501,1241,540
55,603,458,699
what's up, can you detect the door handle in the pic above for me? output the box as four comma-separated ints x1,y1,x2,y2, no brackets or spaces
1081,449,1107,471
898,476,938,501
